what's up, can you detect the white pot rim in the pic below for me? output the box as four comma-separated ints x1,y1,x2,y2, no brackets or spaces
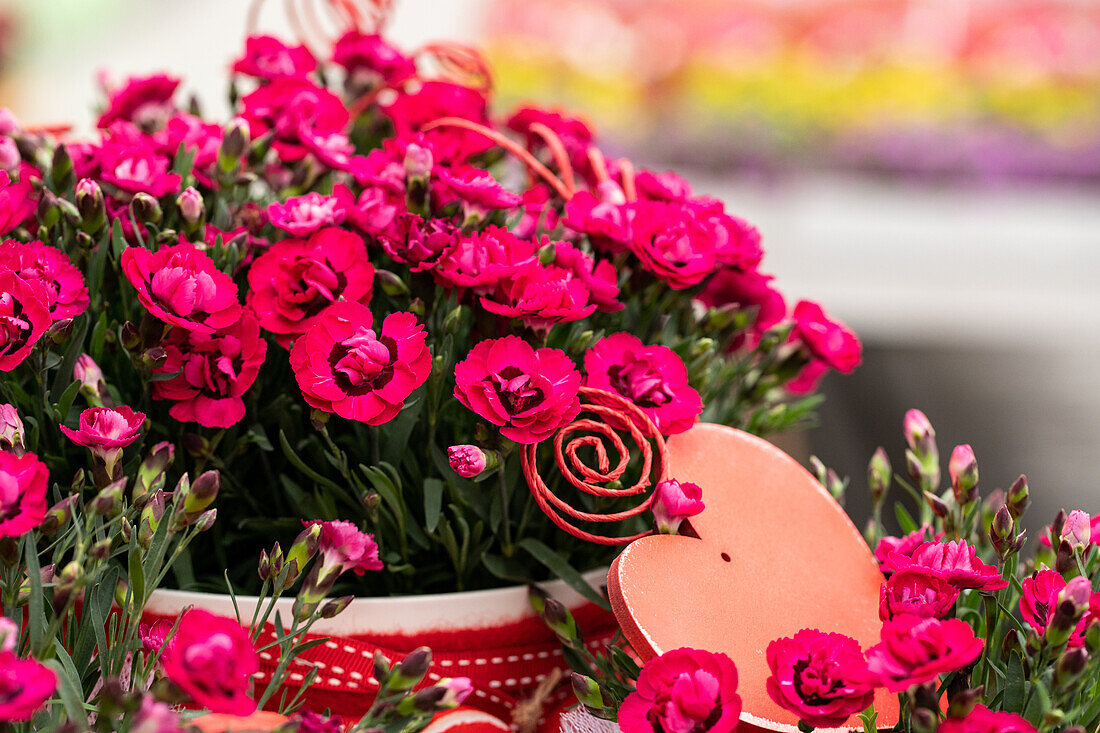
145,568,609,636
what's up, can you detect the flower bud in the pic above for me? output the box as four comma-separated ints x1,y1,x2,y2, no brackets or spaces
989,505,1025,561
135,441,174,504
923,491,950,519
824,469,846,504
1007,474,1030,520
130,193,162,226
176,186,204,225
1056,538,1076,576
442,305,466,335
320,595,353,619
51,144,74,191
120,517,133,543
48,318,75,344
1047,576,1092,646
1055,647,1088,688
138,491,167,549
91,478,126,517
541,597,580,647
284,523,321,586
404,143,433,182
0,404,25,454
183,470,220,515
436,677,473,709
219,117,250,172
390,647,432,690
1061,510,1091,552
948,444,979,506
375,268,410,297
119,322,142,352
90,538,112,560
572,673,606,711
903,409,935,454
41,495,79,535
652,478,705,535
867,447,890,508
373,651,391,684
53,560,84,614
258,550,271,582
447,445,496,478
193,508,217,532
76,178,105,233
0,138,19,173
946,686,983,719
74,353,109,406
37,189,61,229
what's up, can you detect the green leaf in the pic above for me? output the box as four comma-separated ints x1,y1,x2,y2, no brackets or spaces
1004,652,1025,713
423,479,444,533
48,648,88,723
894,503,918,535
87,229,111,308
129,546,146,610
90,311,108,362
53,380,82,424
278,430,345,495
111,222,128,258
24,537,44,654
49,314,89,403
482,553,529,584
1022,677,1051,725
518,538,610,611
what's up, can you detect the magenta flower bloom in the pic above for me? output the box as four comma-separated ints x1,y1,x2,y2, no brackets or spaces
938,705,1037,733
140,619,173,655
239,78,349,163
158,113,224,187
507,106,594,176
334,183,403,239
152,312,267,428
584,333,702,436
1061,510,1091,550
629,201,718,290
432,226,537,293
333,30,417,86
435,165,522,213
59,406,146,474
887,539,1008,591
0,240,89,322
454,336,581,445
307,519,384,577
447,445,487,478
791,300,862,374
635,169,694,203
292,711,345,733
290,302,430,425
438,677,475,708
0,170,36,236
552,242,622,313
652,479,704,534
480,263,597,332
232,34,316,81
0,404,23,452
132,696,184,733
874,526,936,573
691,200,762,272
1019,569,1098,646
866,616,983,692
696,267,785,336
121,243,241,333
619,647,741,733
0,269,50,372
162,609,258,716
267,193,347,237
384,81,491,161
0,651,57,721
98,138,182,197
247,228,374,346
879,570,959,621
0,450,48,537
377,213,458,272
765,629,874,729
97,73,180,129
563,190,632,255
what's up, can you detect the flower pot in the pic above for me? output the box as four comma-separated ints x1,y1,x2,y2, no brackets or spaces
144,570,614,725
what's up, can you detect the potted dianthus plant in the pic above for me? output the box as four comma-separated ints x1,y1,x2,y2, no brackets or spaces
0,0,862,728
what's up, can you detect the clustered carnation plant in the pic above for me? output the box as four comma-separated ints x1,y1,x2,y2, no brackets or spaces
552,410,1100,733
0,3,858,603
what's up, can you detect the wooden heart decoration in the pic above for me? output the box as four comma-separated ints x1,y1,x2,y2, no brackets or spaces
607,423,898,732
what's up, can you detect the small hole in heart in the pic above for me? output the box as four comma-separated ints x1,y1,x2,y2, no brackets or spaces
720,552,730,562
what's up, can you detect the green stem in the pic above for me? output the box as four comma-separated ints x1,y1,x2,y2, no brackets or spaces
497,465,513,555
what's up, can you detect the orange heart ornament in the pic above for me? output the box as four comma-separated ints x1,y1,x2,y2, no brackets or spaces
607,423,899,732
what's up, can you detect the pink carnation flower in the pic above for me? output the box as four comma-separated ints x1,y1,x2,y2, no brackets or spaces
696,267,785,337
239,78,349,164
97,73,180,129
334,183,403,238
879,570,959,621
563,190,632,255
140,619,173,655
765,629,875,729
59,406,146,474
635,169,694,203
791,300,862,374
377,213,457,272
162,609,258,716
152,312,267,428
0,170,36,236
551,242,622,313
247,227,374,346
938,705,1037,733
0,404,24,452
432,226,537,293
157,113,223,188
384,81,491,162
866,616,983,692
652,479,704,535
887,539,1008,591
267,193,346,237
507,106,594,178
121,243,242,333
584,333,702,436
0,269,50,372
0,450,49,537
233,34,317,81
874,526,937,573
98,138,182,197
480,263,597,332
619,647,741,733
629,201,718,290
333,31,417,85
1019,568,1100,646
447,445,487,478
0,240,87,323
0,651,57,721
435,166,522,214
307,519,384,577
453,336,581,445
290,302,431,425
690,200,762,272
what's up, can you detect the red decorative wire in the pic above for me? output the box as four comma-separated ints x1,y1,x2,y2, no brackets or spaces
246,0,392,55
417,41,494,94
521,387,669,545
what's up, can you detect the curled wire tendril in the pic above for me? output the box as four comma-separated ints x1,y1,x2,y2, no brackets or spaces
521,387,669,545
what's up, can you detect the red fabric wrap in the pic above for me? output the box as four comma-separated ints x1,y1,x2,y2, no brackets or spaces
143,602,616,723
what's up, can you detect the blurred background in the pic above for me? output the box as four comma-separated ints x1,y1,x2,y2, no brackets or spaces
1,0,1098,535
